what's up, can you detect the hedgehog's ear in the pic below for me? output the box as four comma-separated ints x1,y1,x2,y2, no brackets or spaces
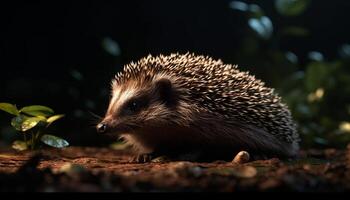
154,78,175,106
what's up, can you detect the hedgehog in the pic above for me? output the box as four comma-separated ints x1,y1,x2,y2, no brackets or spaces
97,53,300,163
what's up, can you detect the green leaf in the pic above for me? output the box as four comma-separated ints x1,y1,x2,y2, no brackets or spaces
40,134,69,148
314,137,329,145
47,114,64,125
282,26,309,37
339,44,350,58
248,16,273,40
11,115,27,131
12,140,28,151
70,69,84,81
229,1,249,12
275,0,310,16
285,51,298,64
229,2,263,17
308,51,324,62
0,103,19,116
102,37,121,56
20,105,54,117
21,117,43,131
305,62,329,92
11,116,44,132
36,115,48,121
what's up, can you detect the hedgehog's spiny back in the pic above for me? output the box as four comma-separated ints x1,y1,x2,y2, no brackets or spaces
114,53,299,144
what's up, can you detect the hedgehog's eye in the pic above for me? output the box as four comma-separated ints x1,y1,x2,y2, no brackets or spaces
129,101,140,112
124,99,143,115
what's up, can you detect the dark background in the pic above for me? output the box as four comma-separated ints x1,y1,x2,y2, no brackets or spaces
1,0,350,148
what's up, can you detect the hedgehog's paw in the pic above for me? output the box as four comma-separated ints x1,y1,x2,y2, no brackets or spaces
232,151,250,164
150,155,171,163
130,153,154,163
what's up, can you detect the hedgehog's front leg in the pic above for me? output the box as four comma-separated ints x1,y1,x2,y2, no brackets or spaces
129,151,201,163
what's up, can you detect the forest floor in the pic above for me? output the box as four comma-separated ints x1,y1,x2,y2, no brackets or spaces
0,145,350,192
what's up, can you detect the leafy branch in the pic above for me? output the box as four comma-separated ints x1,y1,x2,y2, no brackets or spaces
0,103,69,151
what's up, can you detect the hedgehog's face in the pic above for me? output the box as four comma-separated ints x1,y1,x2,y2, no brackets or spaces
97,77,179,135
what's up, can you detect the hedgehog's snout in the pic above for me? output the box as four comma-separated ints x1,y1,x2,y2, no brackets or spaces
96,122,108,133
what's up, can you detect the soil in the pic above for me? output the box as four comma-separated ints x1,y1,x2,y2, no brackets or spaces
0,145,350,192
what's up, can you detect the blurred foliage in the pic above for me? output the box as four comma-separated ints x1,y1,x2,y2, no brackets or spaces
282,60,350,148
275,0,310,16
230,0,350,148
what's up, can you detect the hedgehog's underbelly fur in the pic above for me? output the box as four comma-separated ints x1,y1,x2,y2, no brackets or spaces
122,117,299,160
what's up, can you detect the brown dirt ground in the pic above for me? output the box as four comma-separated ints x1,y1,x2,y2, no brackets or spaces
0,145,350,192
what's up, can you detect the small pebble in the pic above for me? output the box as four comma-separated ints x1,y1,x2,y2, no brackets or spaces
232,151,250,164
303,164,311,171
56,163,86,175
169,161,203,177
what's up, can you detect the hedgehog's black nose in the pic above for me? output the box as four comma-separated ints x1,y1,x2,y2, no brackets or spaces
97,122,108,133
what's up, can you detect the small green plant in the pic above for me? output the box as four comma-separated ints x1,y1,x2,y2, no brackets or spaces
0,103,69,151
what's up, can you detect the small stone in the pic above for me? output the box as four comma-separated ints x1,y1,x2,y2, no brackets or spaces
56,162,86,175
171,161,193,169
232,151,250,164
169,161,202,177
302,164,311,171
208,166,257,178
232,166,257,178
189,166,203,178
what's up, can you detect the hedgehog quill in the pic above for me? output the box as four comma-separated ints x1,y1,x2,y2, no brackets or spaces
97,53,300,163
